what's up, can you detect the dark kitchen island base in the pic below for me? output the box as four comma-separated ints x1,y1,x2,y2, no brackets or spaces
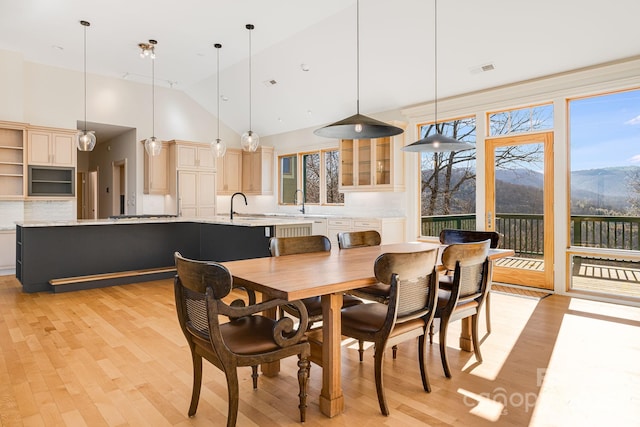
16,221,275,293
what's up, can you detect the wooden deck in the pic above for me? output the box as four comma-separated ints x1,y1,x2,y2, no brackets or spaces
495,256,640,299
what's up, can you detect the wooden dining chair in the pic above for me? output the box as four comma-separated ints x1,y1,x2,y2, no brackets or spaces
174,252,311,426
430,240,490,378
439,229,500,334
269,235,363,330
337,230,389,303
340,248,439,416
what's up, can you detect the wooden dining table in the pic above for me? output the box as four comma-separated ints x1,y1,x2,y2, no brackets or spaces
221,241,513,417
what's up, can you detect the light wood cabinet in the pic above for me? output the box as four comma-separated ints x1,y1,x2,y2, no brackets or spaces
171,140,217,218
172,140,215,171
143,141,170,195
27,127,76,167
216,148,242,195
242,146,273,195
339,121,406,192
0,121,26,199
178,170,216,217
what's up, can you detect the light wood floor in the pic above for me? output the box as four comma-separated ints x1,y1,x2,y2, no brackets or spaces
1,275,640,427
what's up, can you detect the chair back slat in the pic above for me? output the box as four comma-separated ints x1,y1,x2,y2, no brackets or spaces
374,249,438,320
269,235,331,256
337,230,381,249
439,229,500,248
440,241,490,299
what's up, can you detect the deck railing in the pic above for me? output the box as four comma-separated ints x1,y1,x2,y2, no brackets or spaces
421,213,640,255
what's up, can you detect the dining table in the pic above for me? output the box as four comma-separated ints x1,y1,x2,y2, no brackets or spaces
221,241,514,417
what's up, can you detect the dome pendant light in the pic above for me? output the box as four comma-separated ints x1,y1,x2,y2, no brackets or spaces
211,43,226,158
402,0,473,152
144,40,162,157
240,24,259,152
76,20,96,151
314,0,403,139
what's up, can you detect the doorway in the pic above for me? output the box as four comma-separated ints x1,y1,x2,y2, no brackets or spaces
77,169,98,219
112,159,127,216
484,132,554,290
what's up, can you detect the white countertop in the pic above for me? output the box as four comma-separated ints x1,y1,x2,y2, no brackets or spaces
16,215,314,228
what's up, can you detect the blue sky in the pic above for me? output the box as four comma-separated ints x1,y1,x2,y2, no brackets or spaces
570,89,640,171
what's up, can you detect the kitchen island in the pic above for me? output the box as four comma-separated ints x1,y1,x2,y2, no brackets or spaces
16,216,312,293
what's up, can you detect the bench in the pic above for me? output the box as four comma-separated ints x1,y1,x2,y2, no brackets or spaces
49,267,177,293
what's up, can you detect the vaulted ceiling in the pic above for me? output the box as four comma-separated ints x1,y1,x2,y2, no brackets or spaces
1,0,639,138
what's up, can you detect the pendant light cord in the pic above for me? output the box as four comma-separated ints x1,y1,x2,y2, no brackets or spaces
216,45,220,140
434,0,438,130
248,25,253,133
356,0,360,114
83,22,88,133
151,55,155,138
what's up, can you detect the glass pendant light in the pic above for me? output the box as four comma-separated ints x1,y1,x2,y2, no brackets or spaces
402,0,473,152
313,0,403,139
144,40,162,157
76,20,96,151
241,24,259,152
211,43,227,157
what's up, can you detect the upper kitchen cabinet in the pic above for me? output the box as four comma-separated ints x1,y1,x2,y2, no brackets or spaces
339,121,406,192
171,140,215,171
0,121,26,199
27,126,76,167
143,140,170,195
216,148,242,195
242,146,273,195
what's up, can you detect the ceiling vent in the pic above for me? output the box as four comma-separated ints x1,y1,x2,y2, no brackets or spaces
470,62,496,74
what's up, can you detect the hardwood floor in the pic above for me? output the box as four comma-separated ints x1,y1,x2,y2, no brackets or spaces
1,275,639,426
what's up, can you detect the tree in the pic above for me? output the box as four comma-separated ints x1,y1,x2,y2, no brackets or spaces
421,107,551,216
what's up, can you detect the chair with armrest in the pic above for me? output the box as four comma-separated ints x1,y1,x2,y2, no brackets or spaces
269,235,363,331
174,252,311,427
439,229,500,333
430,240,490,378
340,248,439,415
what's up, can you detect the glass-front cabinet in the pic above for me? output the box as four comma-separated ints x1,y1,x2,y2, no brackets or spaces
339,120,406,192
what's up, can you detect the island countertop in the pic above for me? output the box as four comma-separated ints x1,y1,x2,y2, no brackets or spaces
15,215,314,228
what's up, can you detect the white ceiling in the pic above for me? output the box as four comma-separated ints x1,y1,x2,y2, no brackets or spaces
1,0,640,139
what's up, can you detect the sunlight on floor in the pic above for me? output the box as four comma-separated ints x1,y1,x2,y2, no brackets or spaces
462,293,540,381
529,298,640,427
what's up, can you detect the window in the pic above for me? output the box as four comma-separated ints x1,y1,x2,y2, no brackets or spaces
489,104,553,136
419,117,477,237
568,88,640,296
278,149,344,206
325,149,344,204
302,152,320,203
569,89,640,250
279,155,298,204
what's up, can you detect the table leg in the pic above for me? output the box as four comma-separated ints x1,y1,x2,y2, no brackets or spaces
319,293,344,417
459,316,473,352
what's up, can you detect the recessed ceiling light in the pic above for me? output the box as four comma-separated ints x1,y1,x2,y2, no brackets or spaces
300,63,310,72
263,79,277,86
52,45,64,51
220,95,229,101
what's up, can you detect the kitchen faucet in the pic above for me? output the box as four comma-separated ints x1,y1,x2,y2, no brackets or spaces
230,192,247,220
294,189,305,214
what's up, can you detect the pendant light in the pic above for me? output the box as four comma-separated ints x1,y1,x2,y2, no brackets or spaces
211,43,226,157
76,20,96,151
314,0,403,140
144,40,162,157
402,0,473,152
241,24,259,152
